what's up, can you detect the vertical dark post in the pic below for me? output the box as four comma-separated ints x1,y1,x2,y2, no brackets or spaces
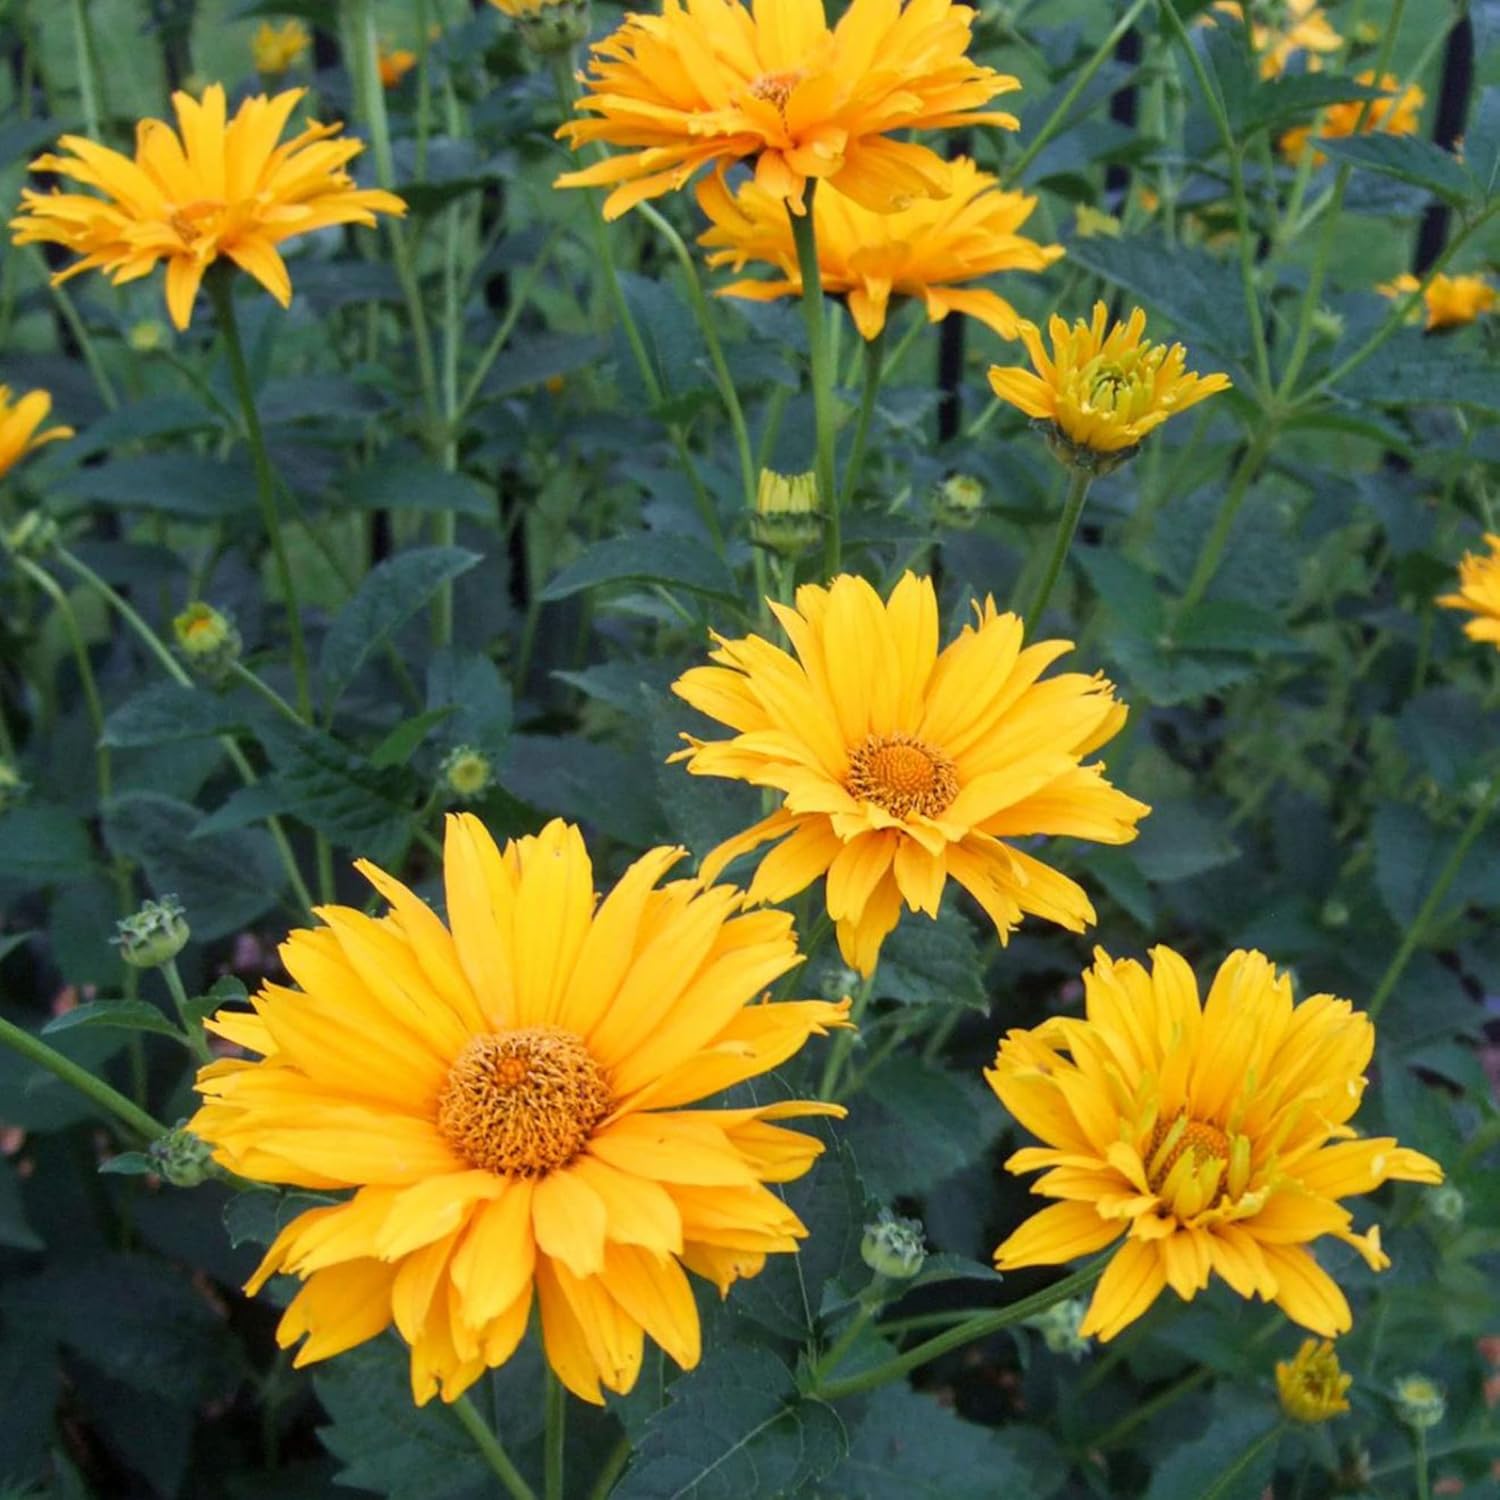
936,131,970,444
1105,24,1142,201
1414,15,1473,273
147,0,195,93
313,26,343,74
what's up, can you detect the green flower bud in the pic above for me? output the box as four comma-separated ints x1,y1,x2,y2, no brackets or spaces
442,745,494,802
821,964,859,1004
860,1209,926,1280
933,473,985,530
113,897,190,969
5,510,59,559
0,759,27,815
1310,307,1345,343
148,1123,215,1188
1391,1373,1445,1431
503,0,592,54
750,469,822,558
173,602,242,684
1320,897,1350,929
1025,1297,1091,1360
127,319,171,354
1425,1183,1465,1229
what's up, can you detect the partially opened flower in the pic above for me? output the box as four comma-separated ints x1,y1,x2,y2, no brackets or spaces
1281,70,1424,165
988,303,1230,469
1277,1339,1352,1423
555,0,1020,219
0,386,73,480
671,572,1149,975
989,945,1443,1341
1437,533,1500,647
11,85,405,330
696,157,1063,340
191,816,849,1405
1210,0,1341,78
252,19,311,76
1379,271,1496,331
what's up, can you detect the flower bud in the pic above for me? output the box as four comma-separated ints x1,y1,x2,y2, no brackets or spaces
750,469,822,558
173,602,242,683
821,964,860,1004
442,745,494,802
113,897,190,969
933,473,984,530
1425,1183,1465,1229
1391,1373,1446,1430
148,1123,215,1188
0,759,27,815
1276,1339,1352,1423
5,510,59,559
1310,307,1345,343
1025,1297,1091,1360
1320,897,1349,929
127,319,171,354
494,0,592,53
860,1209,926,1280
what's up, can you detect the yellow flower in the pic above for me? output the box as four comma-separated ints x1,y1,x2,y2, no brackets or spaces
1379,270,1496,331
695,156,1063,341
1281,71,1424,165
379,46,418,88
190,816,849,1405
252,19,311,76
11,85,406,331
0,386,73,479
554,0,1021,220
1277,1339,1352,1423
1437,533,1500,647
1210,0,1341,78
987,302,1231,461
988,945,1444,1342
671,573,1149,976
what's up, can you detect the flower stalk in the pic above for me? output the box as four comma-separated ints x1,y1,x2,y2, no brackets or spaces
1024,468,1092,631
788,188,840,574
451,1394,538,1500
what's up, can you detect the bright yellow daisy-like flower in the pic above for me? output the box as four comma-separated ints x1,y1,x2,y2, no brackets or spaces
1276,1339,1353,1423
1210,0,1341,79
0,386,73,480
252,19,312,76
989,945,1443,1342
1379,271,1497,331
1437,533,1500,648
671,572,1149,976
695,156,1064,341
554,0,1021,220
987,302,1231,464
10,85,405,331
191,815,849,1406
1281,70,1424,165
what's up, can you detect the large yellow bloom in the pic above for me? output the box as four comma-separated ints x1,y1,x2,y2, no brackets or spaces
671,573,1149,976
1210,0,1341,78
695,156,1063,340
1437,533,1500,647
1380,270,1497,331
0,386,73,480
191,816,849,1405
10,86,405,330
988,946,1443,1342
554,0,1020,220
988,302,1230,460
1281,71,1424,165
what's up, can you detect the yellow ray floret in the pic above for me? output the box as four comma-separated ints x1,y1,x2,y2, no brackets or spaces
0,386,73,480
10,84,405,330
1209,0,1341,79
1437,532,1500,649
1281,71,1424,165
988,945,1443,1342
695,156,1063,341
553,0,1021,219
670,572,1150,976
190,816,850,1406
1379,271,1496,331
987,302,1231,458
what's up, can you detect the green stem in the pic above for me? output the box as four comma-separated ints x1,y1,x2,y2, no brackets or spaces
208,271,312,720
1177,427,1274,613
1202,1424,1282,1500
68,0,101,140
811,1285,884,1384
812,1258,1107,1402
840,329,884,508
227,660,303,726
587,1437,630,1500
788,188,839,575
451,1394,538,1500
162,959,213,1063
1367,778,1500,1018
0,1011,165,1142
33,250,118,411
544,1368,566,1500
1414,1427,1432,1500
818,970,874,1099
1024,469,1091,631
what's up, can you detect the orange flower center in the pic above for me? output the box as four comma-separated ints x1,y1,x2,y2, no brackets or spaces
846,732,959,819
168,199,225,246
749,70,801,114
1145,1114,1231,1193
437,1027,611,1176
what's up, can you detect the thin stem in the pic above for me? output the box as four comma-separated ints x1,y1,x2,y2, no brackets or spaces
818,970,874,1099
1177,428,1274,612
812,1258,1107,1402
1368,778,1500,1018
811,1287,883,1384
544,1368,566,1500
788,188,840,575
840,329,885,508
1414,1428,1432,1500
208,271,312,720
451,1394,538,1500
1202,1424,1283,1500
68,0,101,140
587,1437,630,1500
162,959,213,1063
32,250,118,411
227,661,303,726
1024,469,1091,631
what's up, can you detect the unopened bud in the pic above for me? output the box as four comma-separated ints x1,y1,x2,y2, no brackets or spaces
933,473,984,529
1276,1339,1352,1423
751,469,821,558
1025,1297,1091,1360
1310,307,1345,343
1392,1373,1445,1430
113,896,190,969
1320,898,1349,929
821,963,859,1004
442,745,494,802
127,319,170,354
1425,1184,1465,1229
860,1209,926,1280
0,760,27,815
173,602,241,683
148,1123,215,1187
493,0,592,53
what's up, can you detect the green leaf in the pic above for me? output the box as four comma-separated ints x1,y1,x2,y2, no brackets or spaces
101,682,249,748
0,932,34,964
1338,335,1500,414
540,535,740,604
98,1152,156,1177
0,805,95,887
1318,133,1473,204
1372,801,1500,928
369,706,458,769
49,454,258,518
193,782,294,837
1107,631,1257,707
1175,600,1303,656
320,546,481,708
1234,74,1389,135
504,734,664,847
1130,800,1240,883
0,1025,126,1131
426,649,514,748
1143,1408,1280,1500
0,1156,43,1252
341,459,495,520
64,396,219,461
876,904,988,1012
223,1189,335,1249
1463,86,1500,202
614,1347,847,1500
0,116,63,171
476,332,607,402
42,1000,184,1042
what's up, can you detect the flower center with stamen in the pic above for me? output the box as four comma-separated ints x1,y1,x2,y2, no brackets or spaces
437,1027,611,1176
749,70,801,114
846,732,959,819
1145,1114,1231,1193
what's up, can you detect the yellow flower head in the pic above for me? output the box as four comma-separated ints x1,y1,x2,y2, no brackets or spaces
671,573,1150,976
989,945,1444,1342
379,46,419,88
1210,0,1341,78
1380,270,1496,331
987,302,1231,462
10,85,406,330
0,386,73,480
554,0,1021,220
1281,71,1424,165
1277,1339,1353,1423
695,156,1063,341
1437,532,1500,648
190,816,849,1406
252,19,312,76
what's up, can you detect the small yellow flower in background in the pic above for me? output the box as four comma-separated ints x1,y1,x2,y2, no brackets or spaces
252,19,311,76
1281,70,1425,165
379,46,419,88
191,815,849,1405
696,157,1063,341
671,572,1149,976
11,86,406,331
1277,1339,1353,1423
1437,533,1500,647
1379,270,1497,331
987,302,1231,468
555,0,1021,220
751,468,821,556
988,945,1443,1342
1073,204,1122,240
0,386,73,480
1210,0,1341,78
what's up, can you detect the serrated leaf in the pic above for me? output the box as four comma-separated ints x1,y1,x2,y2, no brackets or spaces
101,683,250,748
1372,801,1500,928
876,905,987,1012
223,1189,335,1249
425,649,514,748
369,706,458,769
0,805,96,887
1319,133,1473,204
342,459,495,520
1338,334,1500,414
43,1000,184,1041
1130,800,1240,883
540,534,740,604
1143,1408,1280,1500
503,734,663,847
49,453,258,518
1234,74,1389,135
